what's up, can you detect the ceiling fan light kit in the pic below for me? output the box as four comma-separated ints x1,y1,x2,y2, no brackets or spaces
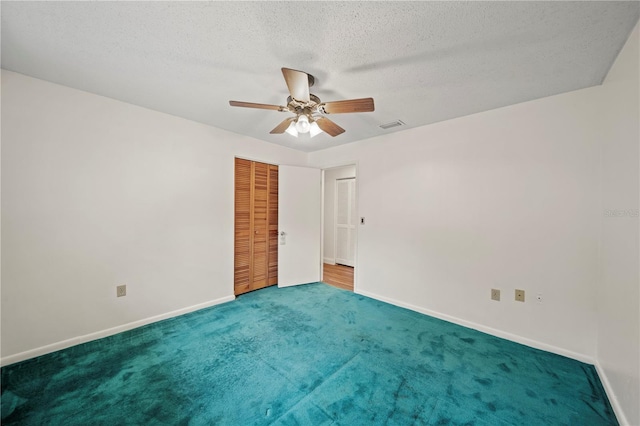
229,68,375,139
284,116,324,138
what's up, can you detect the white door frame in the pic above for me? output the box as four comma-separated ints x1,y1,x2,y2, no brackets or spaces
320,162,359,291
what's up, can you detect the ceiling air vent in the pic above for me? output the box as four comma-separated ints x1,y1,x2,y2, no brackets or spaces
379,120,405,130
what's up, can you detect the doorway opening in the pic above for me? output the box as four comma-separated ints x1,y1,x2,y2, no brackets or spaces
321,165,356,291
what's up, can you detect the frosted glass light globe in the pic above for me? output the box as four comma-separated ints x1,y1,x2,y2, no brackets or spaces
309,121,322,138
295,115,310,133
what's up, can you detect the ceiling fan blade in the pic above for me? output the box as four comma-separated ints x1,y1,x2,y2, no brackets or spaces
270,117,295,134
229,101,285,111
315,117,345,137
281,68,310,103
319,98,375,114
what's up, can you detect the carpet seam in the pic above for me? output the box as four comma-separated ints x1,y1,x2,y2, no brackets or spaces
266,351,362,424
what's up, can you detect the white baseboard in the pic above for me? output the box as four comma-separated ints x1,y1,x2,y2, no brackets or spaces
1,295,236,367
355,289,594,364
594,361,629,426
323,257,336,265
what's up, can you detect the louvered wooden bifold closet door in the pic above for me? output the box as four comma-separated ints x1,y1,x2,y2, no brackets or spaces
234,158,278,295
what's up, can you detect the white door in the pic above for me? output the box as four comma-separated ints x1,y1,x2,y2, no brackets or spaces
278,165,322,287
335,178,356,267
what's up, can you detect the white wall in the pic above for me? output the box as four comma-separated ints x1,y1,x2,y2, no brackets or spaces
323,165,356,263
0,70,307,361
310,85,602,360
597,24,639,426
310,26,640,421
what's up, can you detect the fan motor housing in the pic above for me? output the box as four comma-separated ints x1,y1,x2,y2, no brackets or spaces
287,94,322,115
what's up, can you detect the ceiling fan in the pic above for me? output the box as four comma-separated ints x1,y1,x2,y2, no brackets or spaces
229,68,374,138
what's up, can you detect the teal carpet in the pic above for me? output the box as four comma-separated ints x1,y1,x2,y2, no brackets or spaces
1,283,617,425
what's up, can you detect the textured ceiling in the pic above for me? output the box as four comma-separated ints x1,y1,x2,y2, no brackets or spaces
2,2,638,152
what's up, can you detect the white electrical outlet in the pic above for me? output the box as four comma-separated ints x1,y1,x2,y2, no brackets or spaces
536,293,543,304
117,285,127,297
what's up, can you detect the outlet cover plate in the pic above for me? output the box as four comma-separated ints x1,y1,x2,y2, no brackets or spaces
515,289,525,302
491,289,501,301
117,285,127,297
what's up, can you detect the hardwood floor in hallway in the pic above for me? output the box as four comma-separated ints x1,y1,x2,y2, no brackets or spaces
322,263,354,291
